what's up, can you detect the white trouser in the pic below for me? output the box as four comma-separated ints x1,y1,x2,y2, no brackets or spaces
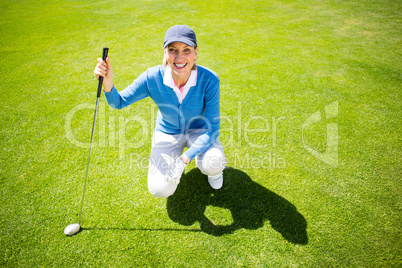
148,130,226,198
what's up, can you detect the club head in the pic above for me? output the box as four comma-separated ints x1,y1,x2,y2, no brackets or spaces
64,223,80,236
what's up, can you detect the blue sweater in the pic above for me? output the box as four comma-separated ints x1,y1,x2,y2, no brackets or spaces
104,65,221,161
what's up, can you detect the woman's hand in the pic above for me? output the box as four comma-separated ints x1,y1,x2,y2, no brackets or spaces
165,157,186,184
180,154,190,164
94,56,113,92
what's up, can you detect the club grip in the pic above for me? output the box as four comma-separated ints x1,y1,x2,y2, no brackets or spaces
97,47,109,98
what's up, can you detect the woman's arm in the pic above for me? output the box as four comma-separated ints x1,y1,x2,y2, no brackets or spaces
103,70,150,110
183,80,220,161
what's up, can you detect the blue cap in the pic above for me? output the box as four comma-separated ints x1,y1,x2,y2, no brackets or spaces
163,25,197,48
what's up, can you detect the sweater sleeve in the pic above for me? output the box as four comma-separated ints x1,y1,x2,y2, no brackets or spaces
104,70,150,109
184,79,220,160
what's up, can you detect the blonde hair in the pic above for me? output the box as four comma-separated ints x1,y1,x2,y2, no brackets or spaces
163,44,198,70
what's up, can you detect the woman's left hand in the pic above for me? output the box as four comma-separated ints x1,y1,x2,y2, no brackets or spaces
180,154,190,164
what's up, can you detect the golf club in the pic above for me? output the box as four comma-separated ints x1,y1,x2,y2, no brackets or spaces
64,47,109,236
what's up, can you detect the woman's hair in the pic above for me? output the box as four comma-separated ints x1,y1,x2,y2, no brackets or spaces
163,44,198,70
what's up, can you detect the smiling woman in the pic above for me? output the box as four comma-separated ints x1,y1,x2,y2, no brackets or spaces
163,42,198,88
94,25,226,199
163,43,198,80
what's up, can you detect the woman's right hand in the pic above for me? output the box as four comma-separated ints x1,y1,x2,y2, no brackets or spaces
94,56,113,92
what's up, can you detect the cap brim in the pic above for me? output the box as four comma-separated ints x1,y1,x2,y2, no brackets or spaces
163,38,196,48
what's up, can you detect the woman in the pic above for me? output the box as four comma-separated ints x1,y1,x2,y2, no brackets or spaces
94,25,226,198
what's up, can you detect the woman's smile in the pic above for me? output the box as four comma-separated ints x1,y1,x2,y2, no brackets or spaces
174,63,187,69
165,41,198,87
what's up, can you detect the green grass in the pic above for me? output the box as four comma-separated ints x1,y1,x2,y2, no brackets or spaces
1,0,401,266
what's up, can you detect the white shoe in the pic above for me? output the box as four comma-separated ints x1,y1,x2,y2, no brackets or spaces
208,173,223,190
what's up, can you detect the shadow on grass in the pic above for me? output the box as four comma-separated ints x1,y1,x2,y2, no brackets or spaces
167,167,308,244
82,227,202,233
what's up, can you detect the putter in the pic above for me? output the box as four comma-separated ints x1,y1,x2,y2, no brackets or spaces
64,47,109,236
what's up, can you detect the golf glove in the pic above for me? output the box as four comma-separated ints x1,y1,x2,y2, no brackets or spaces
165,157,186,184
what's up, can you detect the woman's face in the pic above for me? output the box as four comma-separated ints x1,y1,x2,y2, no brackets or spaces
165,42,198,81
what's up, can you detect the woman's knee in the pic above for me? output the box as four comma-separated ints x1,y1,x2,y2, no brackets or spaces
148,175,177,198
196,150,227,176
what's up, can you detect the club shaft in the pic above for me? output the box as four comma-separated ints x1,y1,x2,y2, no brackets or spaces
78,97,100,225
76,47,108,227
